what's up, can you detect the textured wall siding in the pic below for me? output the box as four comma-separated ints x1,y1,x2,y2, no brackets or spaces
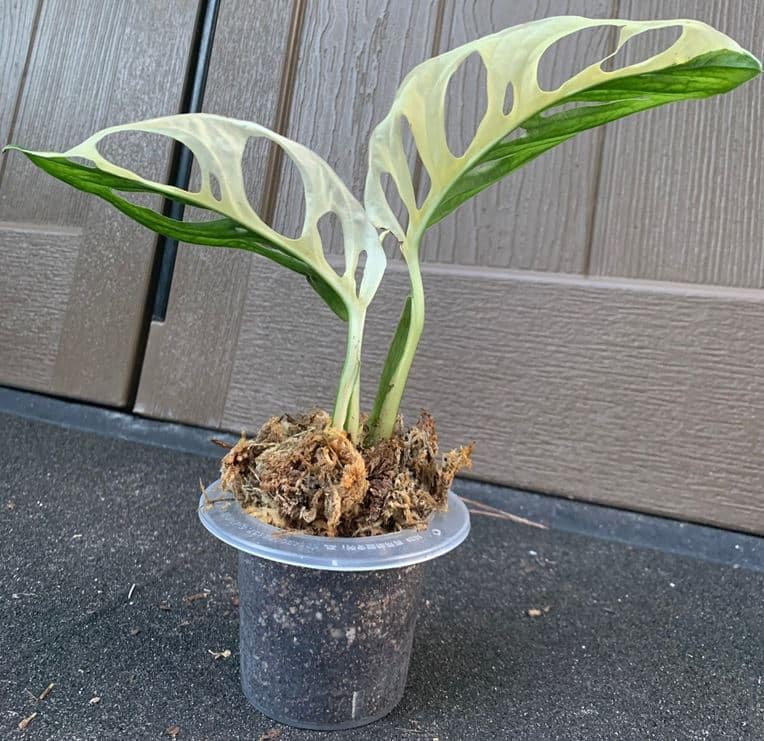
4,2,762,531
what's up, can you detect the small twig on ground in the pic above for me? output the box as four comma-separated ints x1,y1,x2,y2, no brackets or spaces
127,583,136,600
211,438,234,449
460,496,547,529
208,649,232,660
18,712,37,731
37,683,54,701
257,730,281,741
183,591,209,605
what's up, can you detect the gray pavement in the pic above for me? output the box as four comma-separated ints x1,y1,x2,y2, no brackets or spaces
1,411,762,740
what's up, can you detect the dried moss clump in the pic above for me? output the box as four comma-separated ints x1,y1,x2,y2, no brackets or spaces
220,409,473,536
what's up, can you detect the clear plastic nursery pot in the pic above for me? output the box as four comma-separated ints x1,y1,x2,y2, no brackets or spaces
199,479,470,731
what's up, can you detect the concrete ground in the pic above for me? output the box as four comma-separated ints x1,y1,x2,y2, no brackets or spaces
1,400,762,740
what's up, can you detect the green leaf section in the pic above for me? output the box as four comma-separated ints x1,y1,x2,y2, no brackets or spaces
427,50,761,228
365,295,412,440
4,147,348,321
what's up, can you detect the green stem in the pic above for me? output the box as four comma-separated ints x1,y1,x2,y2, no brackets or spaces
347,374,361,444
373,249,425,438
332,308,364,438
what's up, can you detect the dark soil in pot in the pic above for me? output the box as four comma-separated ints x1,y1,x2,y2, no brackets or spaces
239,554,425,730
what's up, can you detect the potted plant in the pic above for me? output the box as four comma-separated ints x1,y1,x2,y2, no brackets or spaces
6,16,759,731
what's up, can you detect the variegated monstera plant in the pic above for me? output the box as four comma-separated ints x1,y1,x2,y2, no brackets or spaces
6,17,760,444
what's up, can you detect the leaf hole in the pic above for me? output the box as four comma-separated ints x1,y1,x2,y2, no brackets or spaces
503,83,515,116
113,189,159,210
541,100,606,117
537,25,614,91
354,250,366,293
316,211,344,258
445,51,488,157
380,171,409,235
381,229,403,260
183,203,216,224
400,116,418,189
170,158,216,223
95,131,175,184
68,156,96,167
601,25,683,72
269,150,307,239
241,136,272,216
209,172,222,201
398,116,429,211
501,127,526,144
241,136,306,238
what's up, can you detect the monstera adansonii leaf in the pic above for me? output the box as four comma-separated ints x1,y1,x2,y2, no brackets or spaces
5,114,387,433
363,16,761,439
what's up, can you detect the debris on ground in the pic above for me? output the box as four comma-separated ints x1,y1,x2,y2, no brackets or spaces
165,725,181,738
18,712,37,731
159,601,171,611
257,730,281,741
130,627,141,636
527,606,552,618
183,591,209,605
219,409,473,536
230,594,240,608
88,696,101,705
460,495,547,529
208,649,231,660
37,683,54,701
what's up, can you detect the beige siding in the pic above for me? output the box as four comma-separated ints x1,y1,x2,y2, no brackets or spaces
130,3,764,532
590,1,764,286
134,0,296,427
424,0,614,270
0,0,198,404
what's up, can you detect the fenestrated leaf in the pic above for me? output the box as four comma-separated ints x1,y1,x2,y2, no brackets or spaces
363,16,760,440
428,50,760,227
364,17,761,248
5,114,386,320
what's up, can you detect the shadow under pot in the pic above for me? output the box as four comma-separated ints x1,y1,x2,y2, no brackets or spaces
199,480,470,731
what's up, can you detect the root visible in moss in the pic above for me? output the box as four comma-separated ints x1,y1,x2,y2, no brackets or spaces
219,409,473,536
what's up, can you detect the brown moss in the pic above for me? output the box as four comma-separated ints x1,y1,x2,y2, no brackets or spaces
219,409,473,537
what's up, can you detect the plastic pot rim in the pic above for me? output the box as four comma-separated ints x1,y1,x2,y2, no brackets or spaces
199,479,470,572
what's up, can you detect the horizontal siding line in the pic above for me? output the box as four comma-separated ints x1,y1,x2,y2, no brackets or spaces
326,253,764,301
404,261,764,301
0,221,83,237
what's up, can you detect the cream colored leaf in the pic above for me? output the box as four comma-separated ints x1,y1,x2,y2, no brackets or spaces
364,16,760,250
23,114,386,312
